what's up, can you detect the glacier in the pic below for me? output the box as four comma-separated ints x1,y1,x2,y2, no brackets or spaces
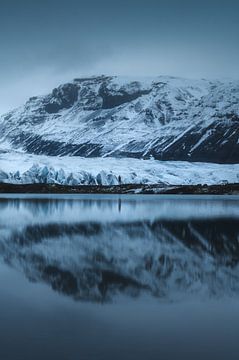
0,152,239,186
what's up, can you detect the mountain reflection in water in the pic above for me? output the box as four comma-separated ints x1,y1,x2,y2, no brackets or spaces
0,195,238,303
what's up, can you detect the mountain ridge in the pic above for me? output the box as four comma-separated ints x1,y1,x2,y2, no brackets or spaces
0,75,239,163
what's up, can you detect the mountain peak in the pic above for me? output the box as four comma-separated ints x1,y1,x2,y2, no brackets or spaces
0,75,238,163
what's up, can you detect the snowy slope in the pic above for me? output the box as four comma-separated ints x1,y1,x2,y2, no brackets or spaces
0,75,238,163
0,152,238,185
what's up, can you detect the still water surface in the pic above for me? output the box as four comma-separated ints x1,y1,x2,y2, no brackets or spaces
0,195,239,360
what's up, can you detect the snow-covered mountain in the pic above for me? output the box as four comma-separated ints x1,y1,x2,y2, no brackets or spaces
1,75,238,163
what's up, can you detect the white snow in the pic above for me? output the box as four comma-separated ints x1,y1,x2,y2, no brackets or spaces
0,75,229,153
0,151,238,185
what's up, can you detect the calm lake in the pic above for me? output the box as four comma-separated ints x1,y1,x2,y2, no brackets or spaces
0,194,239,360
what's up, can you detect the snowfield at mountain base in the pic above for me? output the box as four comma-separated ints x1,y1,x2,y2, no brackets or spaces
0,152,238,186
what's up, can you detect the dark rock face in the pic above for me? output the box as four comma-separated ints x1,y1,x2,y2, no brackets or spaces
99,82,151,109
145,120,239,163
11,133,104,157
44,83,79,113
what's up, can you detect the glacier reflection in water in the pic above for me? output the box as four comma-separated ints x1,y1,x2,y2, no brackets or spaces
0,195,239,303
0,195,239,360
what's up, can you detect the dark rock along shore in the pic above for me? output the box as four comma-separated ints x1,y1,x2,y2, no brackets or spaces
0,182,239,195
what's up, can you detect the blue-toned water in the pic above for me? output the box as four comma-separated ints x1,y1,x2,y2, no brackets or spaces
0,195,239,360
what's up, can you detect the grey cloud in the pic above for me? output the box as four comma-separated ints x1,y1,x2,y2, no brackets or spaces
0,0,239,114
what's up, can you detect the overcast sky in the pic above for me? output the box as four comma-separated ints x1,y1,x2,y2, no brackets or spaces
0,0,239,115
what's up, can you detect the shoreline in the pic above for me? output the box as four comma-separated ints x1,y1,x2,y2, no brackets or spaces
0,182,239,195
